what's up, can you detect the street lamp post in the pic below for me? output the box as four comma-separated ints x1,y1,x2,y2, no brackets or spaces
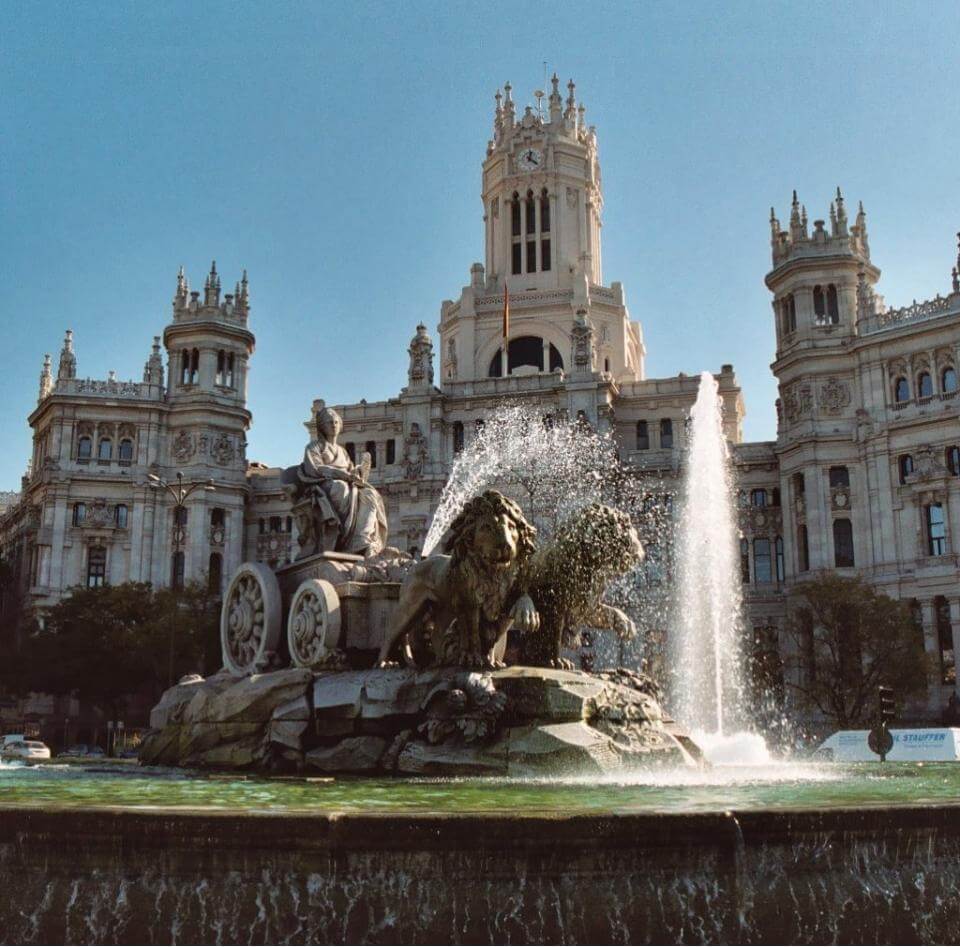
147,471,215,686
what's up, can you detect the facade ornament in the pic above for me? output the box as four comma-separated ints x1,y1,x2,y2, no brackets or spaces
403,422,428,480
819,377,851,415
172,430,195,462
782,384,813,423
913,447,946,482
571,309,595,374
407,324,434,387
445,338,458,381
211,433,234,465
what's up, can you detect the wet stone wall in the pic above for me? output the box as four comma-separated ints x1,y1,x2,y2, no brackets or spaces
1,806,959,944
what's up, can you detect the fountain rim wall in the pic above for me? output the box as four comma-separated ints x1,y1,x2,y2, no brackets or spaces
2,802,959,856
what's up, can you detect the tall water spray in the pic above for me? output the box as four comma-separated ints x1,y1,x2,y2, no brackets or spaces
672,372,747,736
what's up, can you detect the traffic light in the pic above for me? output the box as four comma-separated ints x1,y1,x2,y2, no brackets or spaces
878,685,895,723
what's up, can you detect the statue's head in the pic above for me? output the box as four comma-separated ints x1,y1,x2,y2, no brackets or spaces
445,490,537,571
312,400,342,441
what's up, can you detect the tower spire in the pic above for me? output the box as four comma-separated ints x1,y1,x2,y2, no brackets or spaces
39,353,52,402
548,72,562,123
835,186,848,236
57,329,76,380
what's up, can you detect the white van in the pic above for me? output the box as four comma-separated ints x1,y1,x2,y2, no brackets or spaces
816,728,960,762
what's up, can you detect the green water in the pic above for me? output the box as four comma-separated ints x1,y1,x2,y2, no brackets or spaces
2,759,959,814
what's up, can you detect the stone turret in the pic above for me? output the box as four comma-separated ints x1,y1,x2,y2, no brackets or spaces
766,188,880,352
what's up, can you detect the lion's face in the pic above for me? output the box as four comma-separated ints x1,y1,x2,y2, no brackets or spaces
472,512,521,569
445,490,537,571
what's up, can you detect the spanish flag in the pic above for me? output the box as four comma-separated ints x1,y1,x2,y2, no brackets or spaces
502,283,510,340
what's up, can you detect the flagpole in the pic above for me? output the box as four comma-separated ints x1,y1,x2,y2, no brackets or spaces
502,281,510,375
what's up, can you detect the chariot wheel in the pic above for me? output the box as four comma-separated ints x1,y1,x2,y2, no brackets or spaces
287,578,341,669
220,562,283,677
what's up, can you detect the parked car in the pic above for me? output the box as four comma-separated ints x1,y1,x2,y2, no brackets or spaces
0,739,51,763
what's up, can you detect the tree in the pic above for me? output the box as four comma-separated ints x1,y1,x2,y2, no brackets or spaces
0,580,220,720
783,575,929,728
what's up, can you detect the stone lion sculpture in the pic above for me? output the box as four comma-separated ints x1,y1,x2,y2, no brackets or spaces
519,503,644,668
377,490,540,669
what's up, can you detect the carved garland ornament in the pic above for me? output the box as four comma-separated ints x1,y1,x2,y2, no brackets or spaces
220,562,282,676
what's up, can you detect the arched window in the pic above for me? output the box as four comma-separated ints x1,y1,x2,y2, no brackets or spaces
97,438,112,462
942,367,958,393
210,507,225,528
926,504,946,556
946,446,960,476
171,550,185,589
77,436,92,462
173,506,188,527
775,536,785,581
753,538,772,582
190,348,199,385
118,438,134,463
792,471,806,496
540,188,551,271
488,350,503,377
114,504,128,529
917,371,933,399
226,353,235,387
386,439,396,465
826,284,839,323
750,489,768,508
508,335,543,373
636,420,649,450
833,518,854,567
798,524,810,572
72,502,86,527
208,553,223,594
344,442,356,463
813,285,825,320
660,419,673,449
453,421,464,454
87,546,107,588
772,487,782,506
511,192,522,275
364,441,377,469
740,538,750,583
216,350,226,385
936,596,955,684
525,189,536,236
180,350,190,386
894,377,910,403
898,454,914,484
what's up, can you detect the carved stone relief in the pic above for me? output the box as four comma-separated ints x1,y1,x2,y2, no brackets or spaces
819,377,851,416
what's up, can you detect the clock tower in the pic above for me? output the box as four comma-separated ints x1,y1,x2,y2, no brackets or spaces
483,75,603,292
437,75,644,386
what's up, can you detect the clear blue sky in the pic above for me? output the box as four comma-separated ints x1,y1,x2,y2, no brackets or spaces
2,2,958,489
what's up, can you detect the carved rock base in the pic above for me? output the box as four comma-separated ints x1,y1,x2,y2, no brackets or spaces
140,666,698,776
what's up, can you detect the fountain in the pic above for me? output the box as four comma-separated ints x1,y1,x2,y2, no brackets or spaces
672,372,773,765
4,391,960,944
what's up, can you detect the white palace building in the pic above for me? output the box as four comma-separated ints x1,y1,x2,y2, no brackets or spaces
2,76,959,717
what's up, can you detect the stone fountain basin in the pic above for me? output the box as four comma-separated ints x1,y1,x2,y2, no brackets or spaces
139,665,698,776
1,802,959,944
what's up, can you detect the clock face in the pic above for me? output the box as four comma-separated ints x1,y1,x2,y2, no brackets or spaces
517,148,543,172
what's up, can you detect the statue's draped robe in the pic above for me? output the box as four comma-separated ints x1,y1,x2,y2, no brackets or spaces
300,438,387,556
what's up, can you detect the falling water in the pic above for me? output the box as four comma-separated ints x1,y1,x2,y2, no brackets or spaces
421,405,617,556
672,371,748,737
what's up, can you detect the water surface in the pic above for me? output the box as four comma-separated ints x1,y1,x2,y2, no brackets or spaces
1,759,958,814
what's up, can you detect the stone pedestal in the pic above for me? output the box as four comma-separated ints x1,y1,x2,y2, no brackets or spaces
140,665,697,776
